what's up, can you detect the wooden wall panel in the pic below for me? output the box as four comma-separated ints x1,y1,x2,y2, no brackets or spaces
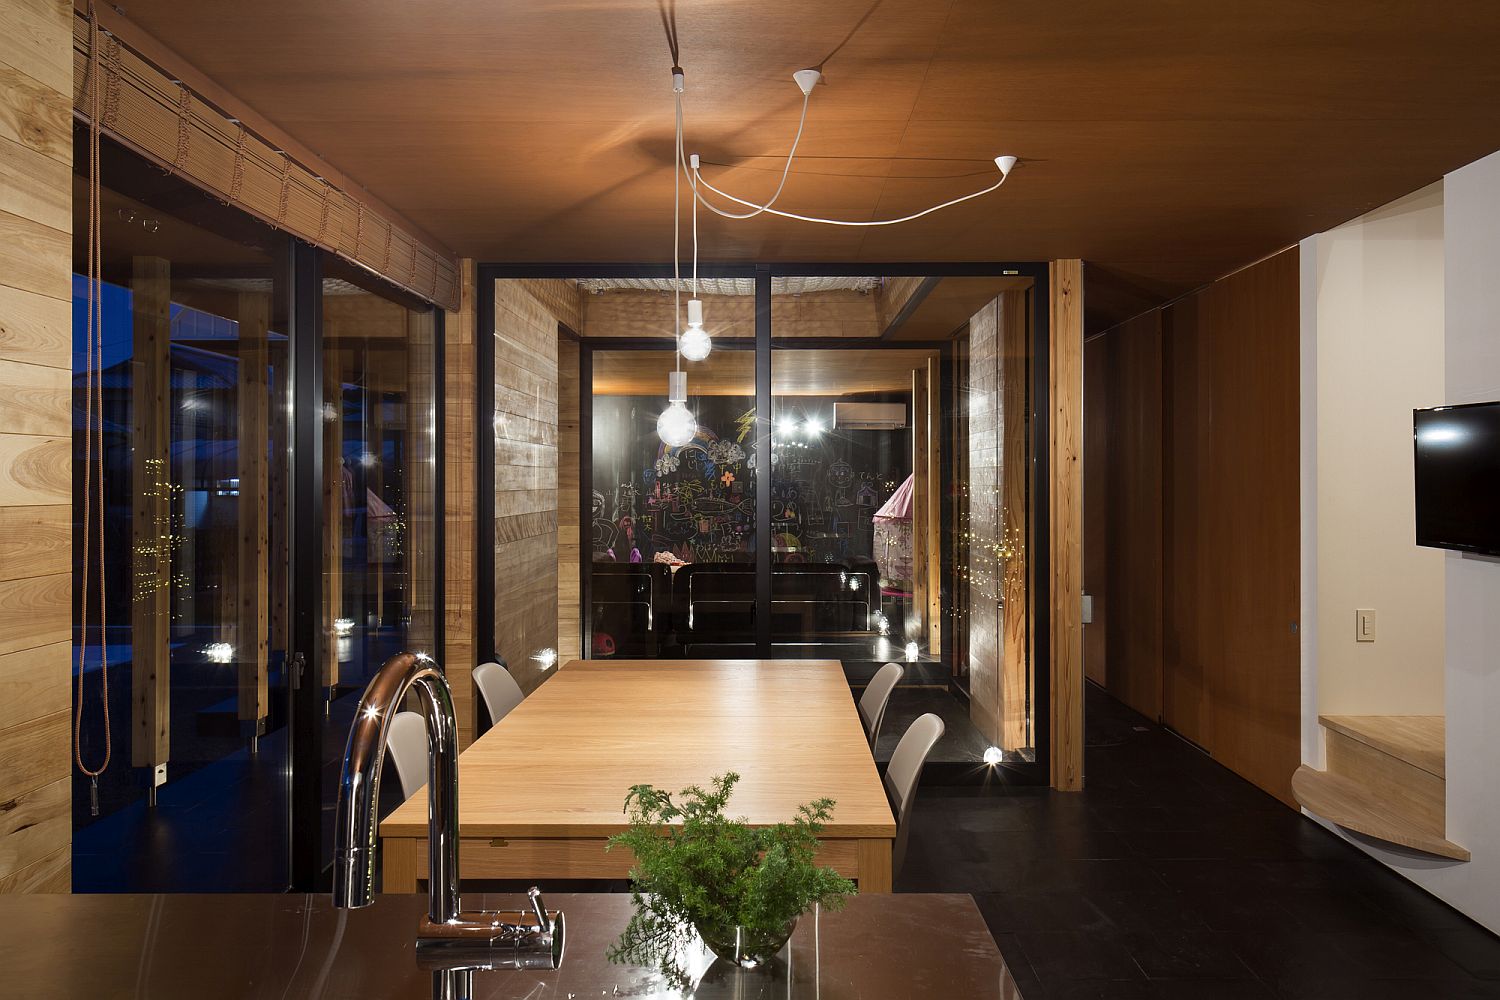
998,291,1031,749
235,293,269,723
580,288,879,340
493,280,560,697
0,0,71,892
556,336,581,663
1049,260,1085,791
1083,312,1164,720
443,261,478,748
1162,249,1301,804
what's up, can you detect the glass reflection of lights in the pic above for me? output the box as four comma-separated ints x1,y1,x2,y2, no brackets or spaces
983,746,1004,766
334,617,355,637
203,642,234,663
905,641,919,663
533,647,559,670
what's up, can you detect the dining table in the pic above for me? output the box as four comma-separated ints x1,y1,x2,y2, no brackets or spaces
379,658,898,893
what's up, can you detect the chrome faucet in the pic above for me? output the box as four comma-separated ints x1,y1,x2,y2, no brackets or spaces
333,651,564,971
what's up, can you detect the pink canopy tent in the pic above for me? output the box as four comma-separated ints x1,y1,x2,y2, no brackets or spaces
872,473,914,585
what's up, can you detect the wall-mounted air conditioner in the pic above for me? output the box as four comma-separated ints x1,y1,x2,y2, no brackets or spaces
834,402,907,430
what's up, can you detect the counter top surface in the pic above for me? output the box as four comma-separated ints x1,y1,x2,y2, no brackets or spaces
0,892,1023,999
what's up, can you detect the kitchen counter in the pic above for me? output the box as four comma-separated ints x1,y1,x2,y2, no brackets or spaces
0,892,1023,999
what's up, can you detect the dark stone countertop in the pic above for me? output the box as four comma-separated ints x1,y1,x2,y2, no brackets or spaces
0,892,1023,999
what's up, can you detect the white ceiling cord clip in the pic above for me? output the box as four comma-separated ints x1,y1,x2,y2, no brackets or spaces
680,68,1020,227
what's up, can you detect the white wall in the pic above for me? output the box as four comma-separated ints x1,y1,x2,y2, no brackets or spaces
1304,185,1447,722
1301,150,1500,933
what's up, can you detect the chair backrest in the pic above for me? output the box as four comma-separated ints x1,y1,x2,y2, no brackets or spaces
384,710,428,800
473,661,525,737
857,662,904,750
884,712,945,881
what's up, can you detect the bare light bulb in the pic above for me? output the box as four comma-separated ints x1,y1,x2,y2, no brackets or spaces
680,326,712,361
658,402,696,447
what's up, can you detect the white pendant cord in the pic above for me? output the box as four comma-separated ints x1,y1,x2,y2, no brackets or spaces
672,82,682,375
689,155,1012,227
672,88,811,223
673,72,1015,227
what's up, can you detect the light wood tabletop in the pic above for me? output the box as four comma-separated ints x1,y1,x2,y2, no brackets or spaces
379,659,898,892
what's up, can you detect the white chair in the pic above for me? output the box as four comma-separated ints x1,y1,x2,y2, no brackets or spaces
884,712,945,880
857,661,904,750
384,710,428,800
473,661,525,737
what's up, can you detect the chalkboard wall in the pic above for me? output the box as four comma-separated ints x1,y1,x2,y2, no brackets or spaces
592,394,909,566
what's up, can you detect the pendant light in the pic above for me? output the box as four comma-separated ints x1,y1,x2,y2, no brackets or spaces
657,370,697,447
680,297,711,361
659,66,699,447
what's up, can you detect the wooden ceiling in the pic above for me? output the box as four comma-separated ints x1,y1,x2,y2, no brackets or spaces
111,1,1500,330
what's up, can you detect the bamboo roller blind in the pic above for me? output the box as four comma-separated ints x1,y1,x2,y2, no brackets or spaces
70,10,461,311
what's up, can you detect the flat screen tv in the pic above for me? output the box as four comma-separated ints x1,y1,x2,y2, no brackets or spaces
1414,401,1500,557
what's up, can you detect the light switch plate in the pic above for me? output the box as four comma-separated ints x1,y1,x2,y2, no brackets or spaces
1355,608,1376,642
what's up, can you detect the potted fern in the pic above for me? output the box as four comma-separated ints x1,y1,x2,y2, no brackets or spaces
606,772,856,977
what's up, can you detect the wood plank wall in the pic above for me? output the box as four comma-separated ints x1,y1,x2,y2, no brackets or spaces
556,335,581,663
443,261,477,747
1082,311,1164,719
493,281,562,695
1086,248,1301,804
580,288,879,339
0,0,73,893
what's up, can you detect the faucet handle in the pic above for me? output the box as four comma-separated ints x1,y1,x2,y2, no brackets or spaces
527,887,550,929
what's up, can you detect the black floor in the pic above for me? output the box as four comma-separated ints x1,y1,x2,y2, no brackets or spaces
897,682,1500,998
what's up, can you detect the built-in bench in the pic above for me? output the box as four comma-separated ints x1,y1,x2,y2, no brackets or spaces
1293,715,1468,861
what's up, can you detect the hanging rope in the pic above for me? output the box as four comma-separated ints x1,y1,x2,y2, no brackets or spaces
381,219,392,273
354,201,365,257
316,178,331,242
76,4,112,813
102,30,121,131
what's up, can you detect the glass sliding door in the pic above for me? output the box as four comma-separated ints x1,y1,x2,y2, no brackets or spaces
590,345,758,658
71,140,294,889
71,135,443,891
562,268,1044,771
318,262,438,856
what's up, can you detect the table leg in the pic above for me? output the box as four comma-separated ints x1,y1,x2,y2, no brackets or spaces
857,838,893,893
383,837,418,893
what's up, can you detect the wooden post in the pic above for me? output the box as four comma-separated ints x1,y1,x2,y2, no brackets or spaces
999,291,1031,750
407,309,436,652
1049,260,1085,791
130,256,171,770
443,261,478,748
236,293,269,723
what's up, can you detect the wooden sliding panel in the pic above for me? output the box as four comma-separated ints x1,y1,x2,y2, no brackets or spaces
1049,260,1084,791
1083,312,1165,721
966,298,1003,746
493,281,560,696
236,292,269,723
0,0,72,893
443,262,478,747
1162,249,1300,804
406,309,436,652
556,335,582,664
911,367,931,651
130,256,171,769
998,291,1031,749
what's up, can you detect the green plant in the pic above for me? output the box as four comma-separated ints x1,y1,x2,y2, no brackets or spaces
606,772,856,981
